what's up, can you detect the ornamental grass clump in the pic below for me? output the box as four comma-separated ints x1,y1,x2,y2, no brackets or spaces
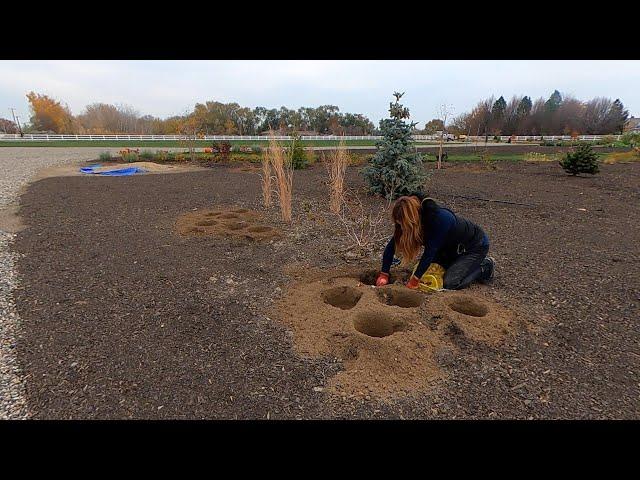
326,139,349,214
266,135,293,222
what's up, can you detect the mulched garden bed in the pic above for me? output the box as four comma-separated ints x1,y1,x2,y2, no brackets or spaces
12,160,640,419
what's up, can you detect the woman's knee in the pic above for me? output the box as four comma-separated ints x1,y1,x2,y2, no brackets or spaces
443,273,465,290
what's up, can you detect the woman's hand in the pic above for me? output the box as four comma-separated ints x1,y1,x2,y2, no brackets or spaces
406,275,420,289
375,272,390,287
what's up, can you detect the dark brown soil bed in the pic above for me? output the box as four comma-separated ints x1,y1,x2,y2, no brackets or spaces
13,160,640,419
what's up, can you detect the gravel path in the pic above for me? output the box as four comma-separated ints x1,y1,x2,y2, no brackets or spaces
0,147,107,419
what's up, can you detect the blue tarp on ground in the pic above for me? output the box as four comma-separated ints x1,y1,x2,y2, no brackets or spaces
80,164,146,176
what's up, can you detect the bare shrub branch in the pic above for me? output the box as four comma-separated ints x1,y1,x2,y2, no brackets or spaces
335,187,391,253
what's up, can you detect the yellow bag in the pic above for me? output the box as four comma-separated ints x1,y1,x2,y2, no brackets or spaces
412,262,446,293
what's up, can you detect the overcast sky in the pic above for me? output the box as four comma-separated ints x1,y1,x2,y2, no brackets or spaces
1,60,639,126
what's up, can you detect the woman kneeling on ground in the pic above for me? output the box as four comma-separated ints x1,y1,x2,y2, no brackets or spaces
376,192,495,290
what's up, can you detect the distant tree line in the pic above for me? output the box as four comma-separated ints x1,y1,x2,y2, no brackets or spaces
0,118,20,133
2,90,631,137
446,91,629,137
7,92,375,135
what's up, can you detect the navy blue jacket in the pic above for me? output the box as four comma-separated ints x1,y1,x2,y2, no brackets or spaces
381,194,487,278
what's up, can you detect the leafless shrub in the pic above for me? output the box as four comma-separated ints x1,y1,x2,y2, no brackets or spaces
176,116,201,162
437,103,454,170
336,187,390,253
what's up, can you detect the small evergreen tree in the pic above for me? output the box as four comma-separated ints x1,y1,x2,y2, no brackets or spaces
288,132,308,169
362,92,428,199
559,144,599,176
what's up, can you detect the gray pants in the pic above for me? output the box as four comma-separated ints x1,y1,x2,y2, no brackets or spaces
436,242,491,290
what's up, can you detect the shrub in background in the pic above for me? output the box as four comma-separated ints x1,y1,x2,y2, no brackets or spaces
559,144,599,175
155,150,175,162
139,150,154,160
122,152,138,163
305,149,317,166
621,132,640,147
479,149,498,169
287,133,309,170
99,151,112,162
362,92,428,199
212,141,232,162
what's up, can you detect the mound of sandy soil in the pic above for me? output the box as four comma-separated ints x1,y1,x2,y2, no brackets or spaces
34,161,203,180
93,162,199,173
274,267,518,399
175,207,281,242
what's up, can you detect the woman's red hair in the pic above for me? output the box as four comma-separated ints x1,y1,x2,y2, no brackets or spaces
392,196,423,266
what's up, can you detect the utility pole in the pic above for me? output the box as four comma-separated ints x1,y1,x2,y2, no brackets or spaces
9,108,23,136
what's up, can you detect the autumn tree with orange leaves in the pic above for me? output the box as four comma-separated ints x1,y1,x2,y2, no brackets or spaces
26,92,76,133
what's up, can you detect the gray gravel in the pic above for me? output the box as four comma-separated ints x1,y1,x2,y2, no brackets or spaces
0,147,129,209
0,147,110,419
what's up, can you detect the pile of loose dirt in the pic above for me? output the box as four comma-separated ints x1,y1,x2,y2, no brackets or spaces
33,161,202,180
175,207,280,241
274,266,517,399
93,161,193,173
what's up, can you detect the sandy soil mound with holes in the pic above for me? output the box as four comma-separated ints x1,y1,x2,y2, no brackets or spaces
275,267,517,399
175,207,281,241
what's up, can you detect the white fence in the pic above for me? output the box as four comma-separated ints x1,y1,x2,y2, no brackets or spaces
0,134,382,141
0,133,623,142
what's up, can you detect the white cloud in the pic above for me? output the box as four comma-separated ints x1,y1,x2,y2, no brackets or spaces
1,60,639,125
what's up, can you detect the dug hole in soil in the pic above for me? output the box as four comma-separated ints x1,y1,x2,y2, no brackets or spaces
275,266,516,399
176,207,281,241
